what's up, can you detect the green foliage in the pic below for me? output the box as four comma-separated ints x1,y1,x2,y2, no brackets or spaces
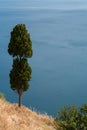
80,104,87,114
57,105,78,130
8,24,33,58
10,58,32,92
56,104,87,130
78,104,87,130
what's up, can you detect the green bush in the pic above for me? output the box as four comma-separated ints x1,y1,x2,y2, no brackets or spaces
78,104,87,130
55,104,87,130
57,105,78,130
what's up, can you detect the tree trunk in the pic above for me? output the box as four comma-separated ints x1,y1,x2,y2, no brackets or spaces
18,89,22,107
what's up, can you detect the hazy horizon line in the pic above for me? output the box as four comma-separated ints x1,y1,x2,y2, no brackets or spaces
1,6,87,11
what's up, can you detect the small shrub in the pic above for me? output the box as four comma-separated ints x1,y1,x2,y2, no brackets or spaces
57,105,78,130
55,104,87,130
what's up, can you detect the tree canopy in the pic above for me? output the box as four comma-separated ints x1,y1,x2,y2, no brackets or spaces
8,24,33,58
10,58,32,92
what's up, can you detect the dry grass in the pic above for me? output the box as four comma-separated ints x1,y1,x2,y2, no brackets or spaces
0,99,56,130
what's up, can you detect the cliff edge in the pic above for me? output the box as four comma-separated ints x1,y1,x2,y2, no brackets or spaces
0,99,56,130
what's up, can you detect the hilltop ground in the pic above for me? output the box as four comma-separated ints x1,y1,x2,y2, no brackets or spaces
0,98,58,130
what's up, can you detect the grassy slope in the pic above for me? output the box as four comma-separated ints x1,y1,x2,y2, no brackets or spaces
0,99,57,130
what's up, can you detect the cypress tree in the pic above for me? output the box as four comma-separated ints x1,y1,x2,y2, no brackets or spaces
8,24,33,107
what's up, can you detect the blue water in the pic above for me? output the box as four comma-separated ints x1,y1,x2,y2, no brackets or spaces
1,1,87,115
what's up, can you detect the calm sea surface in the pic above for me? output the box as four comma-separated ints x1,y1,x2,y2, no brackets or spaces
1,1,87,115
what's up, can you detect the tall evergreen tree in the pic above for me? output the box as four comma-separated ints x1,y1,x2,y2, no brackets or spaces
8,24,33,107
